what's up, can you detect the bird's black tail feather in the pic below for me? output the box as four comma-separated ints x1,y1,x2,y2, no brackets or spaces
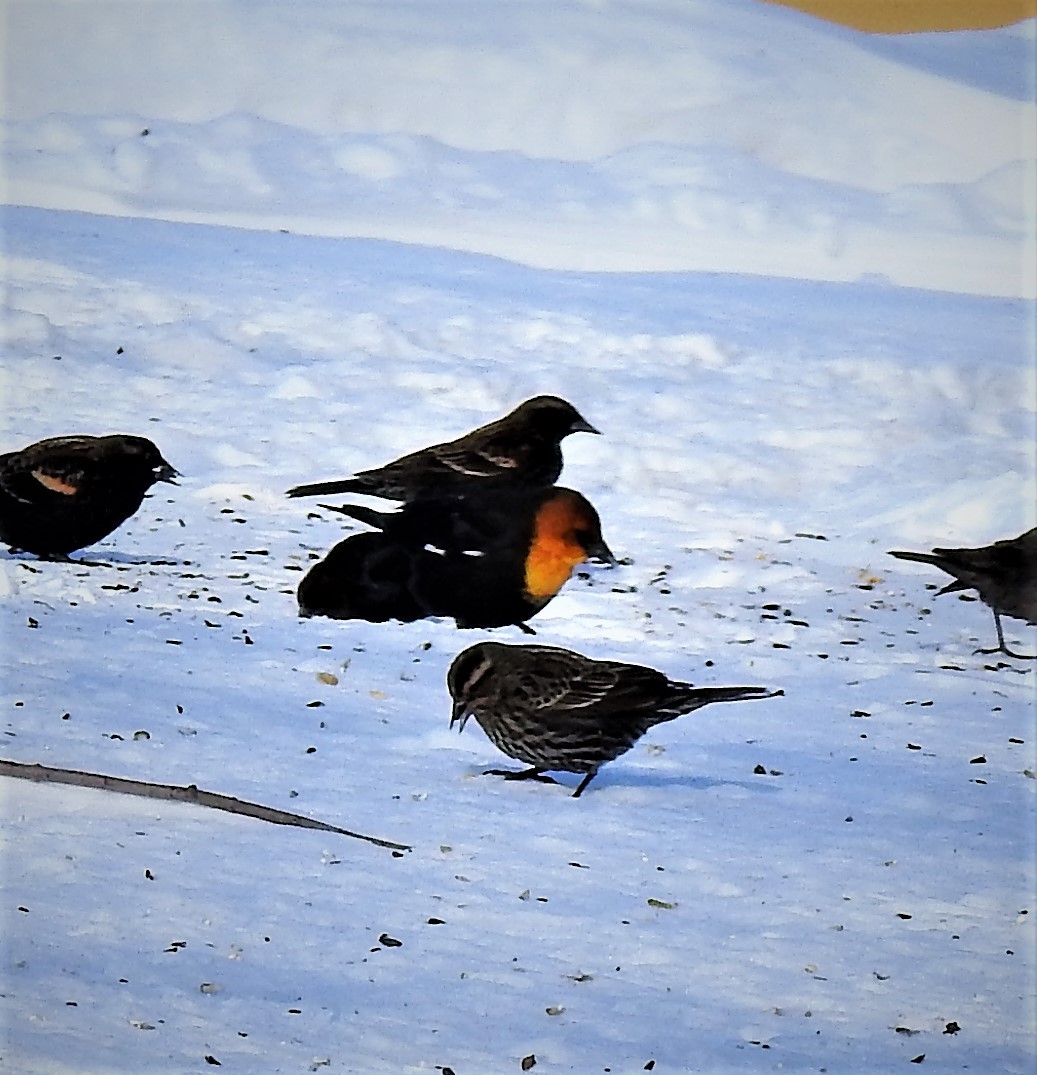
287,477,364,499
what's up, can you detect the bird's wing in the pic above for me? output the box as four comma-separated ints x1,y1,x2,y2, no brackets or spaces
424,440,526,477
528,654,665,715
1,443,96,502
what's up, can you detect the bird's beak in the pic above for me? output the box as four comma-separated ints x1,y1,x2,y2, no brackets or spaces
450,701,472,733
156,461,180,485
572,417,600,435
587,537,618,566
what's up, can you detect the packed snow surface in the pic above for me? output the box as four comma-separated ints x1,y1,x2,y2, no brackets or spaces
1,2,1035,1073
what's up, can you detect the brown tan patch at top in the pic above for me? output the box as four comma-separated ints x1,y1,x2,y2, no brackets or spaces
32,469,79,495
764,0,1036,33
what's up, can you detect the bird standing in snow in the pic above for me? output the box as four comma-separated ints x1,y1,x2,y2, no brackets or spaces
0,433,179,560
889,528,1037,659
298,486,616,632
448,641,779,796
287,395,599,502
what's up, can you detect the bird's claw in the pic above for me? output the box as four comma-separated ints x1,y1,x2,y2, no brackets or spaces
974,644,1037,661
482,768,559,785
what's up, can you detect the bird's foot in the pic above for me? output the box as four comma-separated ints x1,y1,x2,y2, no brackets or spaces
482,767,559,785
974,644,1037,661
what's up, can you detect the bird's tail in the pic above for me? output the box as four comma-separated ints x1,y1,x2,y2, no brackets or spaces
888,549,968,595
317,502,391,530
659,684,780,721
685,685,779,706
888,549,944,568
287,477,364,499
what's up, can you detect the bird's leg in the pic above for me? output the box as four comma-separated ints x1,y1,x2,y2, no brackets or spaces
974,611,1037,661
572,771,598,798
482,766,559,785
517,622,537,636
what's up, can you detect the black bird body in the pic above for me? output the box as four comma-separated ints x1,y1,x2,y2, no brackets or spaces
0,434,179,558
889,528,1037,659
297,486,615,630
287,395,599,502
448,641,778,796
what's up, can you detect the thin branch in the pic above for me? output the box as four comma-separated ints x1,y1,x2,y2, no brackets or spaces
0,758,411,853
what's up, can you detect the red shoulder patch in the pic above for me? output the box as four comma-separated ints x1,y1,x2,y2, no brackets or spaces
31,469,79,495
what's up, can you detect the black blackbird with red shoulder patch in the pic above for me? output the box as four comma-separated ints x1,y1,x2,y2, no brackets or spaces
0,434,179,559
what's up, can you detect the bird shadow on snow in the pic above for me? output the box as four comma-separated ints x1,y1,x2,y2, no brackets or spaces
461,767,780,798
0,549,191,568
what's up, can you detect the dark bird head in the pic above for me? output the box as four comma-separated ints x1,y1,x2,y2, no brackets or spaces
114,435,180,486
511,396,600,438
447,641,500,733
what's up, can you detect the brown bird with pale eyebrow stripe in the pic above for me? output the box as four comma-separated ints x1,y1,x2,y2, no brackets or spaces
297,485,616,631
0,434,179,559
889,528,1037,659
287,395,599,502
448,641,780,796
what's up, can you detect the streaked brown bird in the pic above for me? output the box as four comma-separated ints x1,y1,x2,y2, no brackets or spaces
889,528,1037,659
287,395,599,502
448,641,780,796
297,486,615,631
0,434,179,559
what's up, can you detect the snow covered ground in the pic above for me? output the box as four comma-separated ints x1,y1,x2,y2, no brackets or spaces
1,1,1035,1072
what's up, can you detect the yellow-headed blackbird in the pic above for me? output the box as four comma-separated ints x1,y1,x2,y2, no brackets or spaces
297,486,615,631
889,527,1037,659
0,434,179,559
287,395,599,502
447,641,779,796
